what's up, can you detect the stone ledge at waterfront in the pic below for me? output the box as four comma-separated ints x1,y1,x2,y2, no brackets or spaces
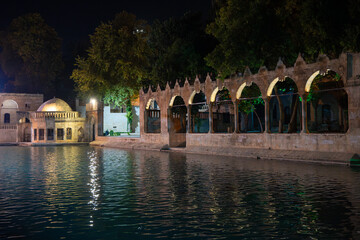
90,136,353,165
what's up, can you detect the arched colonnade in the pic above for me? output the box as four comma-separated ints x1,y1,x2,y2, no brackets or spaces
141,54,351,137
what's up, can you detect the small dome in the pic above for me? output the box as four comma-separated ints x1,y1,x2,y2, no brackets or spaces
37,98,72,112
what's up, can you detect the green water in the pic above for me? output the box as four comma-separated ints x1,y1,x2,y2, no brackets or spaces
0,146,359,239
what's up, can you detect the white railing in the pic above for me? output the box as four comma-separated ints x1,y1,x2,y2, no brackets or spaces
0,124,17,130
31,111,79,119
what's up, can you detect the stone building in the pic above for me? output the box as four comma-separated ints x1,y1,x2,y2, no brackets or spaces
0,95,102,144
139,52,360,154
30,98,88,143
0,93,43,142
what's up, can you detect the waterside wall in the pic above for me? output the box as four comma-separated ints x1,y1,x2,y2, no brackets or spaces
93,53,360,163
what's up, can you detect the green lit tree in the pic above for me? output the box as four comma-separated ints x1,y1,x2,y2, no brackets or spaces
71,11,151,131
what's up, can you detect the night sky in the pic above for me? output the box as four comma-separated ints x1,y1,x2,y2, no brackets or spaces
0,0,213,44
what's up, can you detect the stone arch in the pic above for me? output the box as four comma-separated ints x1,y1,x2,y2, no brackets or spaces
267,76,300,97
189,91,209,133
212,87,234,133
169,96,187,133
146,98,160,110
237,82,265,133
145,98,161,133
305,70,348,133
1,99,18,109
268,77,301,133
210,87,219,103
188,90,197,105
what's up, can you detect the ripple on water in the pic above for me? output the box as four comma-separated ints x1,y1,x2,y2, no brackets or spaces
0,146,360,239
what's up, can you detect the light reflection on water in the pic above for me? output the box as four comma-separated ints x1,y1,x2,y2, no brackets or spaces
0,146,360,239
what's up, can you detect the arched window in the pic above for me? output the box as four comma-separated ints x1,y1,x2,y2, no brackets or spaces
268,77,301,133
169,96,187,133
190,91,209,133
212,88,234,133
145,99,161,133
4,113,10,124
306,70,348,133
66,128,72,140
237,83,264,133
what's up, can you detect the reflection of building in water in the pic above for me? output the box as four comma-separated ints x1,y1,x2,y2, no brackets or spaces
0,94,102,143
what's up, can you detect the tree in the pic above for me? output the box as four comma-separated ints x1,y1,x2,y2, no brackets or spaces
148,12,215,87
0,13,64,96
206,0,360,78
71,11,150,121
205,0,296,79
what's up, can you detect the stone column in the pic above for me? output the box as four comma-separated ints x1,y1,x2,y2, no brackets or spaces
167,107,172,133
301,94,308,133
187,105,192,133
264,97,270,133
209,102,213,133
234,100,239,133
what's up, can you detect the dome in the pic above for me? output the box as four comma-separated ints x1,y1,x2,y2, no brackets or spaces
37,98,72,112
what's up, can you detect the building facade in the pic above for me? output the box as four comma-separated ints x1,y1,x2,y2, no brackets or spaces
0,95,102,144
139,52,360,154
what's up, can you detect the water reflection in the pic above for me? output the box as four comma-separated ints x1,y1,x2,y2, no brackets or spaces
0,146,360,239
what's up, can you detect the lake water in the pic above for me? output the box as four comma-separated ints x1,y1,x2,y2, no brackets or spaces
0,146,360,239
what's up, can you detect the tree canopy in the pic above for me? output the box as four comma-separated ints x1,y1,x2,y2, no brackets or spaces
0,13,63,97
71,11,151,106
206,0,360,79
148,12,215,86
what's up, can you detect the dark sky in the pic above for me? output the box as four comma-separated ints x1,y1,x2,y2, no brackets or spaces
0,0,213,44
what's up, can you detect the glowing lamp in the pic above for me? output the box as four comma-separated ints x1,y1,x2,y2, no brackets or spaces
90,98,96,106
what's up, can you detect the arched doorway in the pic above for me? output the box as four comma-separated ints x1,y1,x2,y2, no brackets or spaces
145,99,161,133
168,96,187,147
305,70,348,133
169,96,187,133
237,83,265,133
268,77,301,133
23,127,31,142
211,88,234,133
189,91,209,133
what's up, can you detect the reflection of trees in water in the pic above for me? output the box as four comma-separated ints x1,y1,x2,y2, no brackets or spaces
161,153,357,238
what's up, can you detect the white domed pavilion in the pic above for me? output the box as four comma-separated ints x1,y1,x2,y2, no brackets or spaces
30,97,88,143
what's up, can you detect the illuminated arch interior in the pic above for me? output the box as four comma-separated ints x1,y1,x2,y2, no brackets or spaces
210,87,219,102
236,82,247,99
305,70,320,92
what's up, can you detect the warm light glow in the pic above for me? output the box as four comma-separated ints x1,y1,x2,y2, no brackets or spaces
188,90,196,105
267,77,279,97
236,82,247,99
267,76,289,96
305,70,320,92
210,87,219,102
146,99,153,110
42,104,58,112
90,98,97,106
169,95,177,107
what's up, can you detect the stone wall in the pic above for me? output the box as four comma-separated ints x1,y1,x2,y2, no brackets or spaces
137,52,360,154
0,93,43,142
